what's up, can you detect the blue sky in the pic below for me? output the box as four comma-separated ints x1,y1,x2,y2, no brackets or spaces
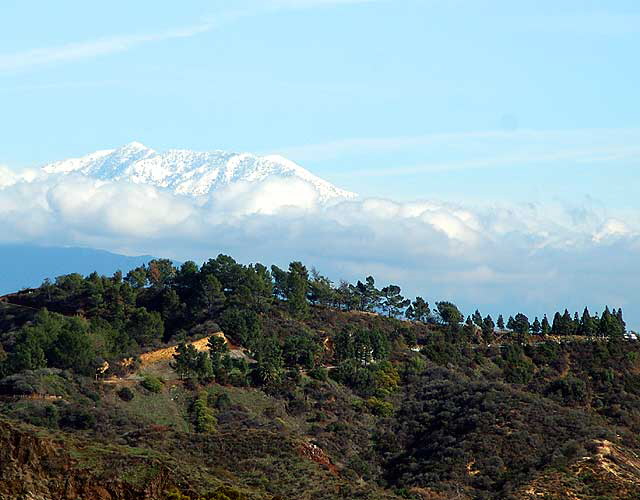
2,0,639,204
1,1,639,327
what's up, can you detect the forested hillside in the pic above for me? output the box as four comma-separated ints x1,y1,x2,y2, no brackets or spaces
0,254,638,499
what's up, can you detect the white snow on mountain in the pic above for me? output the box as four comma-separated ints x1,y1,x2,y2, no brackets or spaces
42,142,357,203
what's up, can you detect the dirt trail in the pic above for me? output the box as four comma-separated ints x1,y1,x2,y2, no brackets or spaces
138,334,218,366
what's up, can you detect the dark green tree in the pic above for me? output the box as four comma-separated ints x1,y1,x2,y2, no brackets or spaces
355,276,381,312
147,259,176,289
405,296,431,323
47,316,94,375
286,261,309,318
270,265,288,300
436,301,463,328
199,274,225,318
253,336,284,386
201,254,245,298
124,266,147,289
482,315,495,343
218,308,261,347
541,314,551,335
513,313,530,343
578,307,596,337
308,268,335,307
531,317,541,335
380,285,410,318
472,309,483,327
208,335,231,382
283,329,321,368
599,306,624,338
172,342,200,379
127,308,164,346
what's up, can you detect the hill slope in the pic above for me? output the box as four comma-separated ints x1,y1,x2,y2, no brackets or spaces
1,256,639,499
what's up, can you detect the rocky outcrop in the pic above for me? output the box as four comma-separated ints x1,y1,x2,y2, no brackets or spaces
518,440,640,499
0,420,174,500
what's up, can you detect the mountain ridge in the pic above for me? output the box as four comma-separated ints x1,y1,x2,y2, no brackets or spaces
0,244,157,295
42,142,357,203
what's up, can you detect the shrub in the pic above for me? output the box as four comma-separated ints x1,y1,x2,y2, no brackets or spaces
140,374,164,393
11,402,60,428
366,397,394,417
60,404,96,430
193,391,216,433
308,366,328,381
545,376,588,405
211,391,231,410
117,387,134,401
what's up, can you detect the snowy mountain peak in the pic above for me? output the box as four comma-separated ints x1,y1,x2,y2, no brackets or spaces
122,141,151,151
42,143,357,203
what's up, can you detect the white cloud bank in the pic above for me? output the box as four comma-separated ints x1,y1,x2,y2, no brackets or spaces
1,172,638,328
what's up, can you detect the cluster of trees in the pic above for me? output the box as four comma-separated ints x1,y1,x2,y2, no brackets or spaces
0,253,631,382
331,325,399,398
1,310,101,376
462,306,627,342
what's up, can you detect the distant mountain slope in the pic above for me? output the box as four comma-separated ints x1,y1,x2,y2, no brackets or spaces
0,245,154,294
42,142,357,203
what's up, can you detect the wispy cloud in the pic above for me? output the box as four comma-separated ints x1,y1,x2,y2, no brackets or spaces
335,145,640,178
0,23,212,73
274,128,640,176
0,0,380,74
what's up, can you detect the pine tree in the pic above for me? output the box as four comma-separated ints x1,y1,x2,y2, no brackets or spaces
578,307,595,337
497,314,505,330
287,261,309,318
380,285,410,318
208,335,230,381
405,296,431,323
531,317,541,334
308,269,335,307
172,342,200,379
199,274,225,318
551,312,563,335
463,316,476,337
541,314,551,335
482,315,495,343
513,313,530,343
599,306,624,338
616,308,627,334
562,309,574,335
270,265,288,300
436,302,463,328
472,310,483,327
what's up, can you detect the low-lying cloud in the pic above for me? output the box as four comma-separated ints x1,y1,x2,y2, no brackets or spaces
1,172,638,328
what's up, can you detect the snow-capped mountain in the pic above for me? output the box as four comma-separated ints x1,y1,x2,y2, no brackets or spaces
43,142,357,203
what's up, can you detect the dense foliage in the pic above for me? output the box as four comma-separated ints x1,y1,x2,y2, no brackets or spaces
0,253,637,499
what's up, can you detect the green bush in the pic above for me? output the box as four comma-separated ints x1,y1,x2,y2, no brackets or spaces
117,386,134,401
193,391,216,433
140,374,164,393
366,396,394,417
308,366,328,381
60,404,96,430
